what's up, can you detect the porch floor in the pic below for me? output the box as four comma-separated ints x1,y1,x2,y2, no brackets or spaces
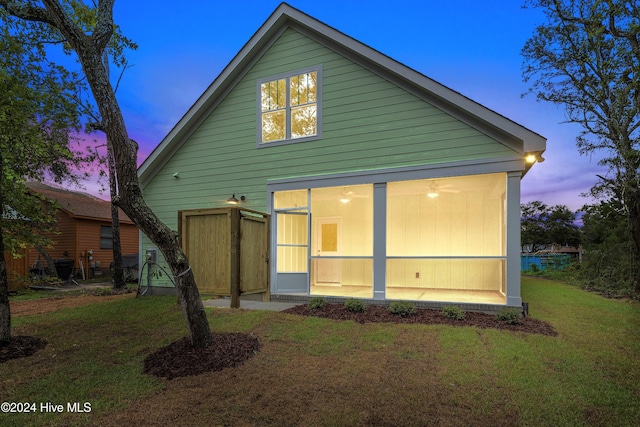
310,285,505,305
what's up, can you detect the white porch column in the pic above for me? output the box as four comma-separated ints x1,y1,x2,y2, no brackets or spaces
506,171,522,307
373,183,386,300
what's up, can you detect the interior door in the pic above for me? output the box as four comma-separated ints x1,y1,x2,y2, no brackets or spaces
316,218,341,284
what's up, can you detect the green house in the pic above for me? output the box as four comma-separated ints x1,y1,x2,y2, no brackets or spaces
138,3,546,310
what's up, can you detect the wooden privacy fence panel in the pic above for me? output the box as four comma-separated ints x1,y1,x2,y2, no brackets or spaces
184,211,230,295
180,207,270,298
240,215,269,295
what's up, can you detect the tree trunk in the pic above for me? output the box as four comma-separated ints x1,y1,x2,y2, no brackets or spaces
0,229,10,345
40,1,211,347
87,50,212,348
625,192,640,291
110,199,125,288
108,146,125,289
0,151,10,344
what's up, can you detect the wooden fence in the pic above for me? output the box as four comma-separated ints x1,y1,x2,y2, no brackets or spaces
179,207,270,306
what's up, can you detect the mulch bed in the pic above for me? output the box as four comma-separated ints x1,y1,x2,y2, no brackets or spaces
0,336,48,363
142,332,261,380
281,303,558,336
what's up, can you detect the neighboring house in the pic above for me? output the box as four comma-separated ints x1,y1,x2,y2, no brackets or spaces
24,182,139,280
138,3,546,309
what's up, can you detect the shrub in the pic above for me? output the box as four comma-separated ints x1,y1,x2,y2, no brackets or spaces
496,308,521,325
308,296,327,309
388,301,416,317
442,305,465,320
344,298,366,313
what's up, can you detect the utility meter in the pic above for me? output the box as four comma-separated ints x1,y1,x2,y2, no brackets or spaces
145,248,157,264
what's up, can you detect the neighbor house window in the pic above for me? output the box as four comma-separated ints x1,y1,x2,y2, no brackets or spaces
258,66,321,145
100,225,113,249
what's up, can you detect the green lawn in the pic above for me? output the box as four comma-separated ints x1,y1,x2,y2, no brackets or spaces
1,277,639,426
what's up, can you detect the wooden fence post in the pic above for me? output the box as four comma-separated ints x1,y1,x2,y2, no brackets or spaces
229,208,241,308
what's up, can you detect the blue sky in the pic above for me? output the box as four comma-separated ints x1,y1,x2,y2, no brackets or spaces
82,0,607,211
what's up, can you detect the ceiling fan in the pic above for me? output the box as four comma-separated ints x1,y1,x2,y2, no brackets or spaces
426,183,459,199
339,189,369,203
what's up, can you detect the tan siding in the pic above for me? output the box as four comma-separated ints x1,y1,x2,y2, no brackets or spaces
5,249,29,290
25,212,139,275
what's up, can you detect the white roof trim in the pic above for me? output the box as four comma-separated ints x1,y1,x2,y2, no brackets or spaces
139,2,546,187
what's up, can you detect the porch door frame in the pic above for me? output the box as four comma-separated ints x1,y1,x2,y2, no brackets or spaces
273,207,310,294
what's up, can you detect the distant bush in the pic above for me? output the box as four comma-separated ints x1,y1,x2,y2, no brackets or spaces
344,298,366,313
496,308,521,325
388,301,416,317
308,297,327,309
442,305,465,320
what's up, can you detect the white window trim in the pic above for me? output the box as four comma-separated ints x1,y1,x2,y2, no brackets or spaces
256,65,323,147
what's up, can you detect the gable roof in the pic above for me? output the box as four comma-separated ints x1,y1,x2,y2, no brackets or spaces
27,182,134,224
139,2,546,186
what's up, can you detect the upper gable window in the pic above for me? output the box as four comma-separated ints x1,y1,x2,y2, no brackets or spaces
258,66,321,145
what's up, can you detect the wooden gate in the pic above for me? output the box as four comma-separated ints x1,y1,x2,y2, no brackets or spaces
179,207,270,300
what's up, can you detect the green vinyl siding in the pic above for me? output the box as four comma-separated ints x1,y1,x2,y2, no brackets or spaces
142,27,517,257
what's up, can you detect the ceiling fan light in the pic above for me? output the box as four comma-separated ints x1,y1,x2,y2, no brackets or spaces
339,197,351,204
427,192,439,199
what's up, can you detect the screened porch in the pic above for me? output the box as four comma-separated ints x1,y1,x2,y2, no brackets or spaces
273,173,507,305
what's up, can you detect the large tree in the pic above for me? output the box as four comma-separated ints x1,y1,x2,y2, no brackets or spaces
0,0,213,348
522,1,640,266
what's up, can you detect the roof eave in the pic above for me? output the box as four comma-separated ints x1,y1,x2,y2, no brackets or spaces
138,2,546,187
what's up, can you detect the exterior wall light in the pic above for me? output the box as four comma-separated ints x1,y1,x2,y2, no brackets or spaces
226,193,246,204
525,153,545,164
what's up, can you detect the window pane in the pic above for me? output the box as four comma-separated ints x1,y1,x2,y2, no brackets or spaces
262,110,286,142
321,223,338,251
291,105,317,138
100,238,113,250
387,174,506,256
261,79,286,111
277,213,308,246
290,72,317,106
100,226,113,249
274,190,307,209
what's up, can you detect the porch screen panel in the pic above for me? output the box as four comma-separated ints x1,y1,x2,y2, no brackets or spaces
275,210,308,273
386,173,506,295
274,189,307,209
309,184,373,297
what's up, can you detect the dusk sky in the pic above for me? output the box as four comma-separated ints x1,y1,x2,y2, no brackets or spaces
80,0,608,211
